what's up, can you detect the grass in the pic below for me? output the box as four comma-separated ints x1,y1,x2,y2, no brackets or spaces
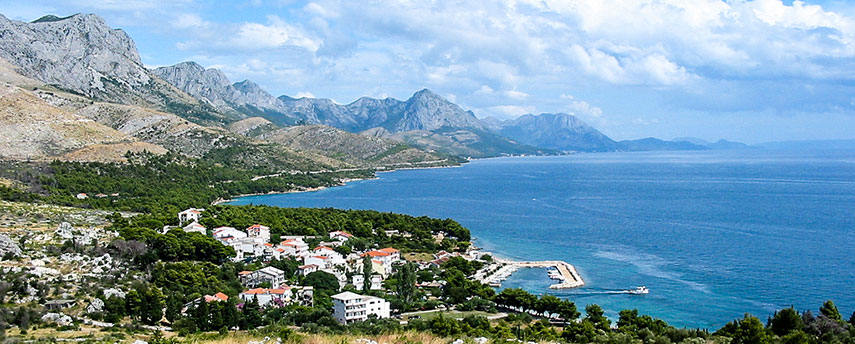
403,310,495,321
403,252,435,262
6,326,456,344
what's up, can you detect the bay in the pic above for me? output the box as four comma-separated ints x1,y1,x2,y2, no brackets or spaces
228,149,855,329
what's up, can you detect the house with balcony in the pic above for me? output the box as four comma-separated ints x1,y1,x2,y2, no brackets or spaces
331,291,390,324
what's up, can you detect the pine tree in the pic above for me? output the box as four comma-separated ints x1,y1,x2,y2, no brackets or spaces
164,293,182,323
362,255,372,293
397,262,417,306
819,300,842,321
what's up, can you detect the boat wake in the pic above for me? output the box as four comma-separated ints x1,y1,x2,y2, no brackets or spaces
553,286,649,296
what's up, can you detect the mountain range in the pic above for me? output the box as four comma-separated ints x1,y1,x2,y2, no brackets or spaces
0,12,748,167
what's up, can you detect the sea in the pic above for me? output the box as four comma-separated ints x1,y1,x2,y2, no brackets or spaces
228,148,855,329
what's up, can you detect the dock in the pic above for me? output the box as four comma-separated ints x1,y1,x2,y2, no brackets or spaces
475,258,584,289
513,260,585,289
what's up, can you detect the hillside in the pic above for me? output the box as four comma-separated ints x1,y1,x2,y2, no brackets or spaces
618,137,709,151
0,81,165,162
258,125,455,168
497,113,618,152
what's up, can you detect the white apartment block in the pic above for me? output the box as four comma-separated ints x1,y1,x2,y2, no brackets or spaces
331,292,390,324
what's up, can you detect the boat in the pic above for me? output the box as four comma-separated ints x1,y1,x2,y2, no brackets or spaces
627,286,649,295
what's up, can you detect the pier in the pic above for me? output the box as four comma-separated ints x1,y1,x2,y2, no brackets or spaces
475,258,585,289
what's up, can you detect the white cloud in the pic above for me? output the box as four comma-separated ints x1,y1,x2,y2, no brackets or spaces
568,100,603,118
173,13,208,29
486,105,536,119
295,91,315,98
503,89,529,100
232,16,321,52
475,85,494,95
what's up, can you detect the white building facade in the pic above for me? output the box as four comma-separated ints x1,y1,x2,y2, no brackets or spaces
331,291,390,324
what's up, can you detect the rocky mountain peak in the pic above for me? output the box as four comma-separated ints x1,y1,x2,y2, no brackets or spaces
152,61,235,110
410,88,441,100
0,13,152,100
498,112,617,152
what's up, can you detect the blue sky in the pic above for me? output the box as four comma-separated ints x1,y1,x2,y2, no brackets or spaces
3,0,855,143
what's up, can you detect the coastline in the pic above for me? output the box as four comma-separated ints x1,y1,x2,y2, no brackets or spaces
214,157,587,293
213,161,462,206
211,177,378,206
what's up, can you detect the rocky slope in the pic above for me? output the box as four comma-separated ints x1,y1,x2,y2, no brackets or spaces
152,62,301,124
274,89,486,133
258,125,452,168
71,103,340,170
0,14,234,125
497,113,618,152
0,82,165,161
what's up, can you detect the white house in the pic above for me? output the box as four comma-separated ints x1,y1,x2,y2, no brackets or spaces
213,227,247,243
75,193,88,200
304,256,329,270
352,274,384,290
241,266,286,288
297,264,319,276
331,292,390,324
178,208,204,225
239,288,287,307
329,231,353,242
246,224,271,243
279,239,309,257
182,222,207,235
361,247,400,273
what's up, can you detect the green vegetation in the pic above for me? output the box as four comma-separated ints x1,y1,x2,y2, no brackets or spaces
200,204,469,252
0,152,372,215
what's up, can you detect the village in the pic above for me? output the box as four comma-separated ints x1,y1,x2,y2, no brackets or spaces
0,200,591,343
171,208,485,325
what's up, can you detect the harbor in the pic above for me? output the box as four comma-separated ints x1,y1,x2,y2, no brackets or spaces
475,258,585,289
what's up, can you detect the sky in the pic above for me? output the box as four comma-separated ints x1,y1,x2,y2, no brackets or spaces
3,0,855,143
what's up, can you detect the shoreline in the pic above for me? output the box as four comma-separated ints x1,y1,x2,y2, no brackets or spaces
213,158,587,293
213,161,461,206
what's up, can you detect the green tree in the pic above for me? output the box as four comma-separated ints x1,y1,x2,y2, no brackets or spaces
140,285,165,325
585,304,611,331
554,299,580,322
241,296,263,330
164,293,182,323
396,262,417,308
716,314,773,344
362,255,372,293
304,271,340,292
535,294,561,318
819,300,842,321
125,289,143,322
768,307,803,336
103,295,126,323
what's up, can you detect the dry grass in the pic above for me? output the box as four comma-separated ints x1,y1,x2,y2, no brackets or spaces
176,330,451,344
403,252,435,262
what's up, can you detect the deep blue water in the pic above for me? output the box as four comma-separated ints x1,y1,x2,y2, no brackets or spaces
229,149,855,329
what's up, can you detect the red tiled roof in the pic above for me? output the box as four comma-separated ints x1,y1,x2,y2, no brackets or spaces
310,255,328,259
299,264,318,269
238,270,252,275
379,247,399,254
242,288,286,295
362,251,390,257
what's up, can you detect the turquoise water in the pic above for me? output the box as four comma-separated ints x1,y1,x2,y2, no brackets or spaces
229,149,855,329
